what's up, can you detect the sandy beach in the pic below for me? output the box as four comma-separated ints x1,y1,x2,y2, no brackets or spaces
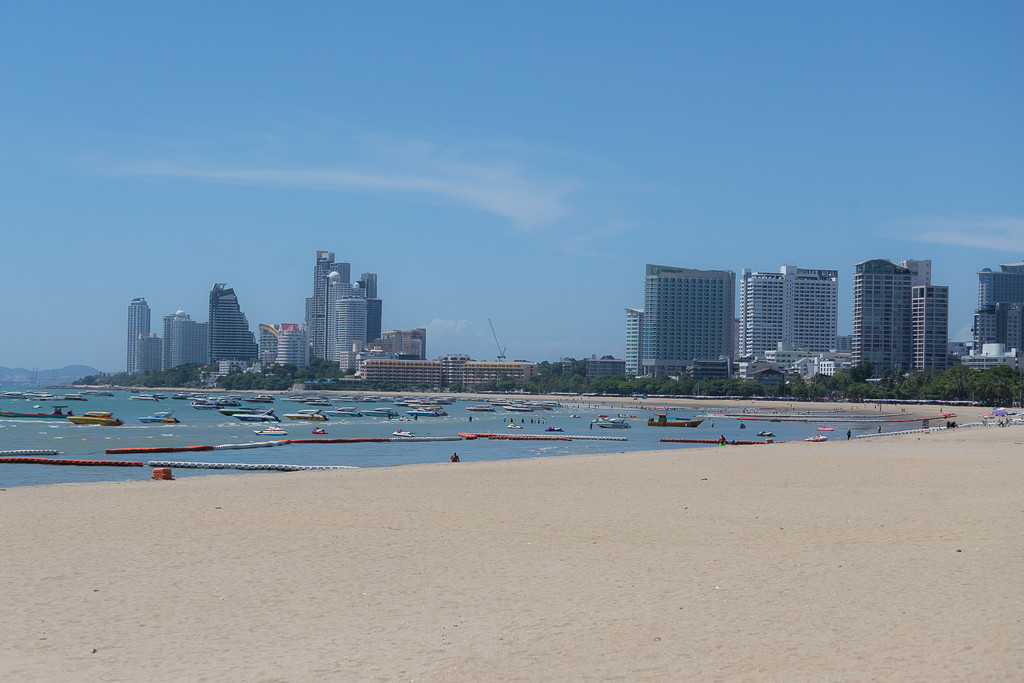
1,401,1022,681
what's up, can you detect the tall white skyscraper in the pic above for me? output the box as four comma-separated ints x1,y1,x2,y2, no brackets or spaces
739,265,838,359
127,297,151,373
624,308,643,376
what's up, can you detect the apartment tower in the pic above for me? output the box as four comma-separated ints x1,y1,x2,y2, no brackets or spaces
641,264,735,377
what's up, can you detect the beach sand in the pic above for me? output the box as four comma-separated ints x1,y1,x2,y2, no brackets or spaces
1,408,1022,680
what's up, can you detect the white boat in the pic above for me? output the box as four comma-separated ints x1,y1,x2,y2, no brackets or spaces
248,394,276,403
232,410,281,423
507,423,524,429
592,417,631,429
138,411,180,424
392,429,415,437
465,405,496,412
254,426,288,436
190,400,222,410
130,394,161,401
362,408,399,418
284,409,329,422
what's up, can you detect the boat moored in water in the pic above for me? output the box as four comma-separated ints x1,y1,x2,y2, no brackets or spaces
138,411,180,424
284,409,329,422
647,413,704,428
67,411,123,426
0,406,73,419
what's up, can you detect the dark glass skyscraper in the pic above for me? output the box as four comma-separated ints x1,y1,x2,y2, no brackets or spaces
209,283,257,362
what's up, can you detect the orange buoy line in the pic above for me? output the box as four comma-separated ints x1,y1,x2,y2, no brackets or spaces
0,457,143,466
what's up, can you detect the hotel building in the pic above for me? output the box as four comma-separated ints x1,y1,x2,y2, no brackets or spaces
739,266,838,359
640,264,735,377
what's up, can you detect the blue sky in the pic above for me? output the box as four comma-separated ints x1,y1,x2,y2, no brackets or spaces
2,2,1022,372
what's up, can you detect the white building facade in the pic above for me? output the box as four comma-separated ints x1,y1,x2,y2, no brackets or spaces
739,265,838,359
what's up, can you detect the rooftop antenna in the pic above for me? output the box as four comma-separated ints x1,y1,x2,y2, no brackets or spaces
488,319,507,361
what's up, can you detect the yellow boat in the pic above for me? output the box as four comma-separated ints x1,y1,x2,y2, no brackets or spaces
67,411,124,426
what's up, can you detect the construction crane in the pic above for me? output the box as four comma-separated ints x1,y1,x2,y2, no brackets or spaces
488,319,507,361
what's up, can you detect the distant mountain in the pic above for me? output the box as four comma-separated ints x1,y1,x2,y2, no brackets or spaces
0,365,101,385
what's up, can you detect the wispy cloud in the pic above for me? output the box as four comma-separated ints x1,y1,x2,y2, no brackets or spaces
110,136,578,229
900,217,1024,250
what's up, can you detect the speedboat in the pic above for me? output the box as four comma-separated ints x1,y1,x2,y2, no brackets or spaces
805,434,828,442
362,407,399,418
232,410,280,423
592,417,631,429
129,393,161,401
254,426,288,436
407,406,446,417
67,411,123,426
507,423,524,429
756,431,774,437
138,411,180,424
248,394,276,403
817,427,834,432
311,427,327,435
284,409,329,422
545,426,563,432
465,405,496,412
392,429,415,437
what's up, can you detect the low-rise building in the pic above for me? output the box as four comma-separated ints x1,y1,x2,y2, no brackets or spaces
961,343,1019,371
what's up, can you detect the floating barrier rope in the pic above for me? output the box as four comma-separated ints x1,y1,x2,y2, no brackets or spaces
0,457,142,467
146,461,355,472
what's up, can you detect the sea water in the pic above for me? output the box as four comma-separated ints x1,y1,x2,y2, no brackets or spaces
0,392,859,488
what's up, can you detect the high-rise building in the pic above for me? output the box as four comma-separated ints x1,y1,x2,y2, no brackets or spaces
853,259,913,372
358,272,378,299
624,308,643,376
739,265,838,359
974,302,1024,352
853,259,947,373
162,309,209,370
331,297,368,366
912,285,949,371
974,261,1024,349
276,323,309,368
127,298,151,373
978,261,1024,308
308,251,351,359
208,283,257,362
641,264,735,377
135,333,162,374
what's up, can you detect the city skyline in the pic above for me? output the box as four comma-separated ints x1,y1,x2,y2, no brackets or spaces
3,4,1022,371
